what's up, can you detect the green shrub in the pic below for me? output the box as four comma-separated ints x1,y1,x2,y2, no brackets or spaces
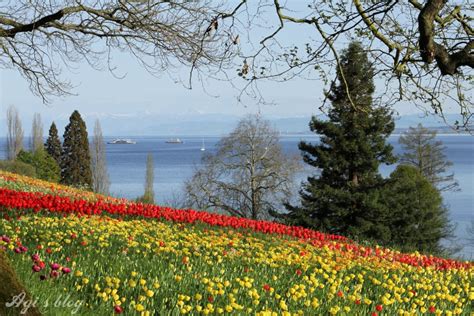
0,160,37,178
16,150,60,182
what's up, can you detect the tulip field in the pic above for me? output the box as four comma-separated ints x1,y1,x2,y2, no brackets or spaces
0,171,472,315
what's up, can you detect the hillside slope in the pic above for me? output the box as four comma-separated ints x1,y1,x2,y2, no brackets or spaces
0,171,472,315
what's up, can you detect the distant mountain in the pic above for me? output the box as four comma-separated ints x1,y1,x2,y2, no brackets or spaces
393,113,465,128
0,112,468,136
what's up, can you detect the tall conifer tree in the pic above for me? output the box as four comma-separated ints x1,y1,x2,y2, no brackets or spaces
45,122,62,165
61,111,92,188
283,42,396,241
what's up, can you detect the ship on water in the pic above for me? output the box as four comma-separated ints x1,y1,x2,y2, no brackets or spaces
108,138,136,144
165,138,183,144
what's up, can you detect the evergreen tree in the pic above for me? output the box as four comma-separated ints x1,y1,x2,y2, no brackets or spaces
283,42,396,241
45,122,62,165
61,111,92,188
382,165,453,254
399,123,459,192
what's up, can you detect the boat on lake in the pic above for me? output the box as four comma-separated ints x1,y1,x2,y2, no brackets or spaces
108,138,136,144
166,138,183,144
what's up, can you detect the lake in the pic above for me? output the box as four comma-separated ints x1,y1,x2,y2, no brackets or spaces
1,135,473,258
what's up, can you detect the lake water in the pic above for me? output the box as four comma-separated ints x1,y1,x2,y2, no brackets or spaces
0,135,473,258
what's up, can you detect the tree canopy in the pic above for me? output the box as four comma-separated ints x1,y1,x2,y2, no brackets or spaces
229,0,473,128
185,115,300,220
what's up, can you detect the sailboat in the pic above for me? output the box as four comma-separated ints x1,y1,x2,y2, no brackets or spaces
200,139,206,151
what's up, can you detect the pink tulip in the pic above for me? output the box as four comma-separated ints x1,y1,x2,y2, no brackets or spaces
62,267,71,274
50,263,60,270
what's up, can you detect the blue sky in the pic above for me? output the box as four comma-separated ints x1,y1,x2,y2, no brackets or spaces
0,2,460,134
0,50,423,123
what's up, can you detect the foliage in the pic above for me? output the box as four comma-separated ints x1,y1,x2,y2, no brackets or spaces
283,42,396,242
382,165,453,254
0,161,36,178
16,150,60,183
185,115,300,220
61,111,92,188
0,173,471,315
44,122,62,166
399,123,459,192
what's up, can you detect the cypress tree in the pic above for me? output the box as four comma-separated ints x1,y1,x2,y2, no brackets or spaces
61,111,92,188
45,122,62,165
283,42,396,242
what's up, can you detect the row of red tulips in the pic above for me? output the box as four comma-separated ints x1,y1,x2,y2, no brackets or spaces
0,187,471,271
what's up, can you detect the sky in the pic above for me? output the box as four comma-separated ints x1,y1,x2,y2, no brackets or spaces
0,47,431,130
0,2,465,135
